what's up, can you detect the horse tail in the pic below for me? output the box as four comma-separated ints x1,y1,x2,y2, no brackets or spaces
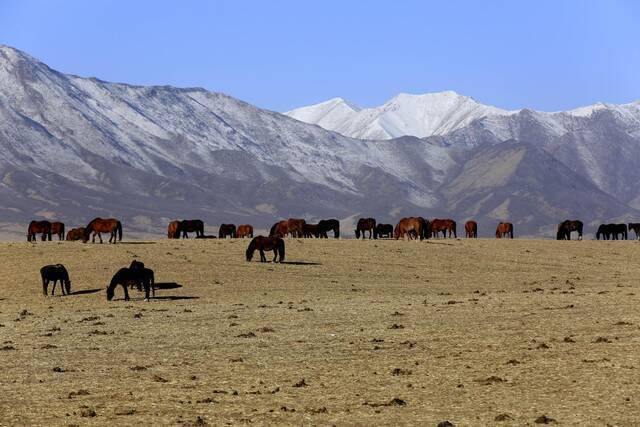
335,223,340,239
117,221,122,241
278,239,285,263
246,238,255,261
60,223,65,240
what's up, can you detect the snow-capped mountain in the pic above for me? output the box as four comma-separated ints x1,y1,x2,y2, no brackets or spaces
0,44,637,238
286,92,514,139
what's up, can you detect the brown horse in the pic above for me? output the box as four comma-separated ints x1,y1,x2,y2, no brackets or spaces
27,220,52,242
287,218,306,238
237,224,254,238
246,236,285,263
430,219,457,238
355,218,376,239
270,220,288,237
556,220,583,240
464,220,477,238
628,223,640,240
394,217,424,240
51,222,65,241
167,220,181,239
83,218,122,244
219,224,237,239
495,222,514,239
270,219,305,238
65,227,85,241
317,219,340,239
180,219,204,238
303,223,319,238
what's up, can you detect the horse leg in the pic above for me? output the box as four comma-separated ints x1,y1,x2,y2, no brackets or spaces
123,284,130,301
144,280,150,301
42,279,48,296
260,249,266,262
98,233,103,243
51,280,56,296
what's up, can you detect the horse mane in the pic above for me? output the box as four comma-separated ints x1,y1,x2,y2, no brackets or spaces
246,238,257,261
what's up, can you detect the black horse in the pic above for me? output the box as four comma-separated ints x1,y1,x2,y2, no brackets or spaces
219,223,237,239
375,223,394,239
556,220,583,240
596,223,628,240
628,223,640,240
246,236,285,263
317,219,340,239
107,264,155,301
41,264,71,296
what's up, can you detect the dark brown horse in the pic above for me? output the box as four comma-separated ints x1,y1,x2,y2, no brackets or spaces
51,222,65,241
375,223,394,239
41,264,71,296
303,223,319,238
167,220,181,239
27,220,52,242
629,223,640,240
237,224,254,238
495,222,514,239
597,223,627,240
317,219,340,239
219,224,237,239
430,219,457,238
83,218,122,244
394,217,424,240
464,220,477,238
65,227,85,241
355,218,376,239
246,236,285,263
288,218,306,238
180,219,204,238
556,220,583,240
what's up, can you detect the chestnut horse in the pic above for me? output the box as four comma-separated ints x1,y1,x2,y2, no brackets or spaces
65,227,85,241
464,220,477,238
394,217,424,240
167,220,181,239
180,219,204,238
317,219,340,239
375,223,394,239
219,224,237,239
270,219,305,238
237,224,254,238
51,222,65,241
27,220,52,242
495,222,514,239
629,223,640,240
355,218,377,239
83,218,122,244
430,219,457,238
246,236,285,263
556,220,583,240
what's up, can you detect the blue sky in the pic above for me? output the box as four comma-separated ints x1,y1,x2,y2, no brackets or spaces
1,1,639,112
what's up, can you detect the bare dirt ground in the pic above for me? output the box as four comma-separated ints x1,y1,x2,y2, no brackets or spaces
1,238,639,426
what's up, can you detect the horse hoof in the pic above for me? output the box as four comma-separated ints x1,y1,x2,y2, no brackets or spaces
144,298,150,302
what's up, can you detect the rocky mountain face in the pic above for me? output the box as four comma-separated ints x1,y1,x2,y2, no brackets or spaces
0,45,638,238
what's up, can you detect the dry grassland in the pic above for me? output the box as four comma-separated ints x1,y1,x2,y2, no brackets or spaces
1,238,639,426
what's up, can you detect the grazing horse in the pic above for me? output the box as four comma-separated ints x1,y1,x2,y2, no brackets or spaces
180,219,204,238
167,220,181,239
495,222,514,239
83,218,122,244
597,223,627,240
629,223,640,240
106,266,154,301
596,224,610,240
556,220,583,240
464,221,478,238
27,220,52,242
219,224,237,239
51,222,65,241
246,236,285,263
303,223,319,238
394,217,425,240
430,219,457,238
270,220,288,237
237,224,254,238
355,218,377,239
41,264,71,296
375,223,394,239
270,219,305,238
129,260,156,299
65,227,85,241
317,219,340,239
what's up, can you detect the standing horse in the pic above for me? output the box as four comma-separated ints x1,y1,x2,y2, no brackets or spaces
375,223,394,239
288,219,306,238
51,222,65,241
556,220,583,240
27,220,52,242
355,218,377,239
167,220,181,239
41,264,71,296
246,236,285,263
464,221,478,238
303,223,319,238
65,227,85,241
629,223,640,240
219,224,237,239
237,224,254,238
180,219,204,238
611,223,628,240
270,220,288,237
317,219,340,239
495,222,514,239
83,218,122,244
430,219,457,238
394,218,424,240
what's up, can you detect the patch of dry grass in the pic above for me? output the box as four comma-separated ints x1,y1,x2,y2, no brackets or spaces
0,238,639,425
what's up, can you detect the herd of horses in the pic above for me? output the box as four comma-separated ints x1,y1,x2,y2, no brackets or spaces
25,217,640,244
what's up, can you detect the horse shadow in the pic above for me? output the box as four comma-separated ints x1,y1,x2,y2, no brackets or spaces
152,296,199,301
119,242,156,245
70,288,102,296
280,261,322,266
